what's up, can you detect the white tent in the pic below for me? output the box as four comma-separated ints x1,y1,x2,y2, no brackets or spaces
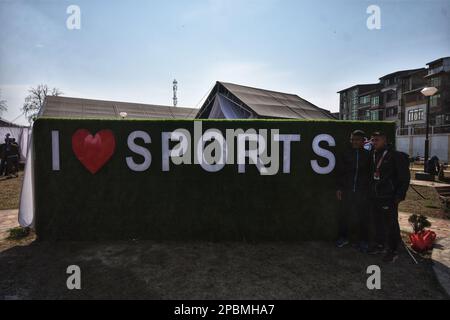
0,118,31,162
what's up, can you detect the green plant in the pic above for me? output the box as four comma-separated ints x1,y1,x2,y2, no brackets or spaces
408,214,431,234
7,227,30,240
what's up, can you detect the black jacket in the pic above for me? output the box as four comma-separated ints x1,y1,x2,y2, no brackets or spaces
336,148,370,193
370,146,410,201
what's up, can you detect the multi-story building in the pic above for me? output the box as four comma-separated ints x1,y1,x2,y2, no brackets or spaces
338,57,450,132
358,86,383,121
338,84,380,120
379,68,424,127
399,69,428,134
424,57,450,129
337,57,450,161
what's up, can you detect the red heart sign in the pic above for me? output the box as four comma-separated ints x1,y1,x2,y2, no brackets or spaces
72,129,116,174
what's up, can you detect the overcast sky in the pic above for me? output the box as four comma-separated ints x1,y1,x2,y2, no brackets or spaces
1,0,449,124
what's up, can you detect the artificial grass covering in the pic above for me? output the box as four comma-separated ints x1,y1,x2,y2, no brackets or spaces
33,118,395,241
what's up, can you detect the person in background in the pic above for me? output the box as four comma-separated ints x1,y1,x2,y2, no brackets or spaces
368,132,410,263
426,156,440,176
10,138,20,177
0,134,10,177
335,130,371,252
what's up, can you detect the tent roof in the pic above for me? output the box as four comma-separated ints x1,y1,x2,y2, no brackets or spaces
41,96,198,119
197,82,335,119
0,117,28,128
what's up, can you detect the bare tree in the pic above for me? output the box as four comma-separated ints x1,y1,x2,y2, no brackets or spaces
22,84,63,123
0,90,7,116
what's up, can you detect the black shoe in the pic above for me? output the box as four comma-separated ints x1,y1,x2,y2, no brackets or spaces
368,244,386,255
336,238,349,248
382,251,398,263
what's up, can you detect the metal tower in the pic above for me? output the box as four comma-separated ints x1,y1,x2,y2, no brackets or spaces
173,79,178,107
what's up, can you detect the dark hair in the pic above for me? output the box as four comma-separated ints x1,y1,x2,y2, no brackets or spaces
371,131,386,137
351,130,366,138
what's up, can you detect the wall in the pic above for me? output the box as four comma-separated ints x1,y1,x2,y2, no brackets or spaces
33,118,395,241
396,133,450,162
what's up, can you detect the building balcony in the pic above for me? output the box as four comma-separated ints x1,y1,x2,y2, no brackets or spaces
426,65,450,77
397,125,450,136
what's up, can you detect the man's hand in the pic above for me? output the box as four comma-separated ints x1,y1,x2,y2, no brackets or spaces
336,190,343,201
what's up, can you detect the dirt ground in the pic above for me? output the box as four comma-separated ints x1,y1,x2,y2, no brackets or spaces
0,171,23,210
0,234,447,300
1,170,448,300
400,185,450,219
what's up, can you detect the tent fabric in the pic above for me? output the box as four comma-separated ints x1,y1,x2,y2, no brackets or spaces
18,132,34,227
209,94,252,119
220,82,334,119
0,126,30,162
42,96,198,119
198,82,335,120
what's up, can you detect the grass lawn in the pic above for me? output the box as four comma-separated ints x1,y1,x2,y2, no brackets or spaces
0,235,447,300
0,171,24,210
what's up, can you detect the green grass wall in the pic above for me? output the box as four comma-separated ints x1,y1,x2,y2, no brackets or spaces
33,118,395,241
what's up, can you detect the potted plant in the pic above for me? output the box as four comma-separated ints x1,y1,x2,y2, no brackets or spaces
408,214,436,252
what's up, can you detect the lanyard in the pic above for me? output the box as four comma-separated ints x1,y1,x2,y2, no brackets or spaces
373,150,388,171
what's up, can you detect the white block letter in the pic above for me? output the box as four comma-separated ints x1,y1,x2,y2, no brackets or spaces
274,134,301,173
311,134,336,175
126,131,152,172
52,130,60,171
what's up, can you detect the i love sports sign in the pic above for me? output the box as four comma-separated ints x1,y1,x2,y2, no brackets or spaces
32,118,395,241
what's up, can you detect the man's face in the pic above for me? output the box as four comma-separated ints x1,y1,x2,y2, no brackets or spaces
350,134,365,149
371,135,386,151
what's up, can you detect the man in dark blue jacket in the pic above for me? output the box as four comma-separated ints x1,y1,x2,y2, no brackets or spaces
336,130,371,252
369,131,410,263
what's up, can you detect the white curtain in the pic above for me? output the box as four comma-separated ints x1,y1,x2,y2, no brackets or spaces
18,132,34,227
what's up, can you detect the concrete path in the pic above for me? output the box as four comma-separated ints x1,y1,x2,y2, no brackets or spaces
410,179,450,188
399,212,450,239
0,209,19,240
399,211,450,296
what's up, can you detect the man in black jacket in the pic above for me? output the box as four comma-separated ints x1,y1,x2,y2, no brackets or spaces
336,130,371,252
369,131,410,263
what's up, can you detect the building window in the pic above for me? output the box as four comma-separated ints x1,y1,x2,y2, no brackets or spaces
386,91,396,102
430,77,441,88
407,108,424,122
371,96,380,107
436,114,444,126
370,110,380,121
359,95,370,104
386,107,397,118
430,94,440,107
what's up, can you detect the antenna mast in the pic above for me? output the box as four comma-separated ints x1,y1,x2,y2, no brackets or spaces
172,79,178,107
